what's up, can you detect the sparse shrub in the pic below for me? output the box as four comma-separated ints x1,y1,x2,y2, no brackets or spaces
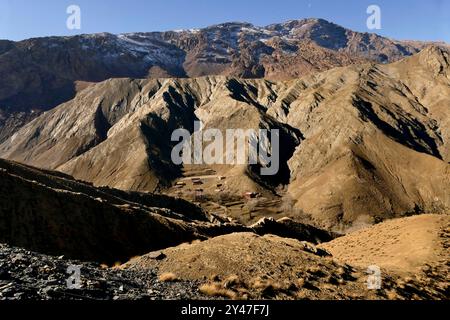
296,291,309,300
326,275,342,285
307,266,326,277
250,278,283,298
223,275,241,289
251,278,269,290
199,283,237,299
296,278,305,288
209,274,221,282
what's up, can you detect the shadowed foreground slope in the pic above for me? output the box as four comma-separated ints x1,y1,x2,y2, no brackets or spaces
0,159,249,264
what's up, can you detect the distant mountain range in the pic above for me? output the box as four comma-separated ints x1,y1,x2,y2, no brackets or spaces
0,18,447,142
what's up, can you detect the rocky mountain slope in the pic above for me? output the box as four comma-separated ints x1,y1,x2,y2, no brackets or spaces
0,18,441,142
284,45,450,228
0,156,447,301
0,158,255,264
1,46,448,228
0,158,340,264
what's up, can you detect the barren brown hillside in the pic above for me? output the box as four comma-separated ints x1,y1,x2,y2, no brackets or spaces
1,46,448,228
321,214,450,275
0,18,439,143
123,216,449,300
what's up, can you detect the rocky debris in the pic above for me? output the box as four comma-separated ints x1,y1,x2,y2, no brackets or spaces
0,243,206,301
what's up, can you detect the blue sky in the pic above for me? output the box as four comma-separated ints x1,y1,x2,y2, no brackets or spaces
0,0,449,42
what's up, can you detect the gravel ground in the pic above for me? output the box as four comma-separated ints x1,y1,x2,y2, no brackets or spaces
0,243,207,301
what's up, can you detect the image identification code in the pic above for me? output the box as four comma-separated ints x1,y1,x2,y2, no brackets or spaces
181,304,270,318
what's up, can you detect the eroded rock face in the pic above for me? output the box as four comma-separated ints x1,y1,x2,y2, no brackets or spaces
0,19,442,142
1,47,449,228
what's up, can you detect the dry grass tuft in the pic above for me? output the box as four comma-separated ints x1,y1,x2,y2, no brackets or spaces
223,275,241,288
199,283,237,299
296,278,305,288
158,272,178,282
250,278,284,297
209,274,221,282
386,290,399,300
